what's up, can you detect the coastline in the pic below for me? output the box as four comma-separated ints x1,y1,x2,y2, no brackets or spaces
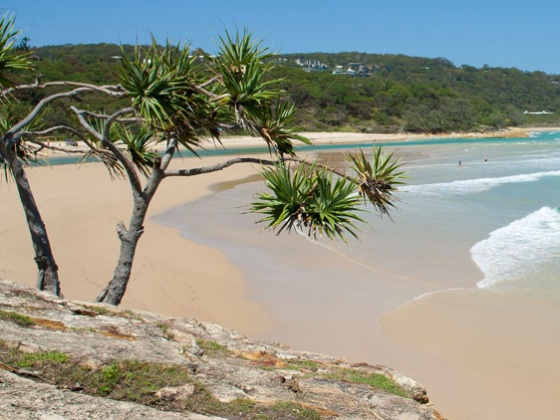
2,127,559,419
0,157,271,334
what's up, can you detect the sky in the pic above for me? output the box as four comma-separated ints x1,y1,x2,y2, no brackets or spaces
5,0,560,74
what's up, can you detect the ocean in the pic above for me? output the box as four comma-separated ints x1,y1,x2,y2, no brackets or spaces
153,130,560,418
156,130,560,307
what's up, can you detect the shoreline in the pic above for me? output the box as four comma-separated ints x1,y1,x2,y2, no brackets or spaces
0,157,272,334
2,127,560,419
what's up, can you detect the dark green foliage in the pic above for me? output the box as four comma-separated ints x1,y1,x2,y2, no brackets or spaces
0,309,35,327
18,45,560,133
273,53,560,132
251,163,365,241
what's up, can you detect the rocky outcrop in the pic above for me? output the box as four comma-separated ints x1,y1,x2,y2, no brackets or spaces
0,280,445,419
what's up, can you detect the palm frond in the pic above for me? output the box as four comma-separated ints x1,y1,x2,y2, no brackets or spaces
116,38,222,153
213,30,281,127
253,99,311,156
345,146,407,215
110,124,158,177
0,14,33,89
250,162,364,241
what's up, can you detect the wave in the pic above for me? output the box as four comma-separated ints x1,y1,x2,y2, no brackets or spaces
403,170,560,196
471,207,560,289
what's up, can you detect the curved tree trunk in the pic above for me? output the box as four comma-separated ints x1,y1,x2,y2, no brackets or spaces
96,190,152,305
3,146,62,296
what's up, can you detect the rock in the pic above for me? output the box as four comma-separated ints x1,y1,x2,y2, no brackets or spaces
155,384,196,400
0,280,446,419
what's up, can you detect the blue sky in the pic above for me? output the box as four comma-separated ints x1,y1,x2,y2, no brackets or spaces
5,0,560,74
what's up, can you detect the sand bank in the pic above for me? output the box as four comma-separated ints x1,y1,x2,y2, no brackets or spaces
0,156,272,333
381,289,560,420
2,128,558,419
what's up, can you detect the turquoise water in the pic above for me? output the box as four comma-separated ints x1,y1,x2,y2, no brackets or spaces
154,130,560,343
392,131,560,295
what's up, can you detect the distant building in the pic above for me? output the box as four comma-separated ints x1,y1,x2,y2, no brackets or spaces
295,59,328,72
524,110,553,115
332,65,345,75
332,63,370,76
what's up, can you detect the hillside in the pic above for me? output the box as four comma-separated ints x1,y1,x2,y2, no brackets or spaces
23,44,560,133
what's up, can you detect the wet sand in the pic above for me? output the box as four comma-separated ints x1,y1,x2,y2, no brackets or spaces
0,157,270,334
2,129,559,419
381,289,560,420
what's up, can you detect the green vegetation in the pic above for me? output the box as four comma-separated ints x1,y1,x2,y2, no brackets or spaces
284,359,321,371
251,162,366,241
14,44,560,134
0,339,324,419
273,53,560,132
270,401,322,419
0,333,410,417
322,368,409,398
195,339,232,357
0,309,35,327
16,350,70,368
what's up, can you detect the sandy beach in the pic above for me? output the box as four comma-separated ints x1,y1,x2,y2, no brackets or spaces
2,127,559,419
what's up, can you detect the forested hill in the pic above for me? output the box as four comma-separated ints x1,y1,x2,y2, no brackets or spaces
28,44,560,134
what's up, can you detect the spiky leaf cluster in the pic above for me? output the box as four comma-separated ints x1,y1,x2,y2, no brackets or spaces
251,163,365,241
0,13,33,89
345,147,407,215
115,38,220,153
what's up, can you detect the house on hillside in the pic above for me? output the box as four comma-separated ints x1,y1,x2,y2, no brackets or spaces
332,63,371,76
295,59,328,72
523,110,553,115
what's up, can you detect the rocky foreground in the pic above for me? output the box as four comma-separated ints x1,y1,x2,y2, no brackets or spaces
0,281,445,419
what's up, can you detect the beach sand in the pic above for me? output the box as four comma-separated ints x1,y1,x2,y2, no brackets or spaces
381,289,560,420
2,128,559,419
0,156,271,334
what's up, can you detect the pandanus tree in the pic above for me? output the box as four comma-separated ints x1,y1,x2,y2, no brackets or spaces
3,19,406,305
67,31,406,305
0,14,64,295
0,14,126,296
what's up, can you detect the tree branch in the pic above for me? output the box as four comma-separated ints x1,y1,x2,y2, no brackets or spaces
163,156,278,177
1,80,124,98
7,87,94,138
101,108,144,194
69,106,103,141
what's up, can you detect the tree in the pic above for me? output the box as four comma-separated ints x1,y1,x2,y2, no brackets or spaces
0,14,63,295
0,15,130,296
3,23,405,305
64,31,406,306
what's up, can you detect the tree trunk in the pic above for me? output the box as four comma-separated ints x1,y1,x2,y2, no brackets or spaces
96,192,149,305
3,146,62,296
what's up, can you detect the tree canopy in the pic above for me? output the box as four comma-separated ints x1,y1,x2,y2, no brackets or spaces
2,17,406,306
19,44,560,134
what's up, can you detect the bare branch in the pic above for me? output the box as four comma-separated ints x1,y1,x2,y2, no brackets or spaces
70,106,103,141
101,108,144,194
1,80,124,98
77,109,142,124
158,137,178,172
8,87,96,137
18,125,84,139
163,156,277,177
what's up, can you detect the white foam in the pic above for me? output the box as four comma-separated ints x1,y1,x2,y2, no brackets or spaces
471,207,560,288
404,170,560,196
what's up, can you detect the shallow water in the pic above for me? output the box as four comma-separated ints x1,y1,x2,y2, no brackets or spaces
154,130,560,419
155,129,560,326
